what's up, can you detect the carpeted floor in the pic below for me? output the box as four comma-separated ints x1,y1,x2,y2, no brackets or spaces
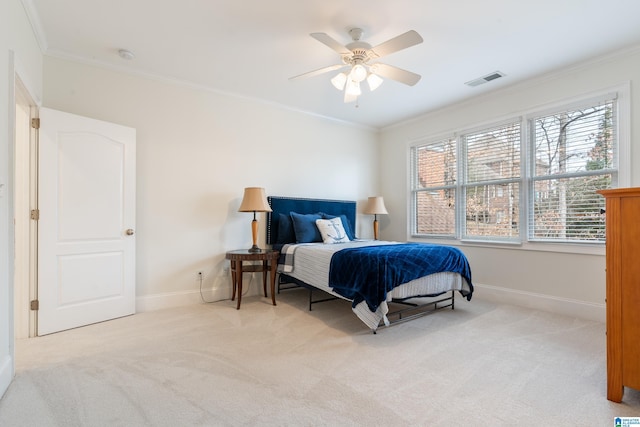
1,288,639,426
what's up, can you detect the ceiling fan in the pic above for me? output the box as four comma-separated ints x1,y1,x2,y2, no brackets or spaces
290,28,423,103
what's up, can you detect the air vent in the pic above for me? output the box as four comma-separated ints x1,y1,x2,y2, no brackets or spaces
465,71,506,87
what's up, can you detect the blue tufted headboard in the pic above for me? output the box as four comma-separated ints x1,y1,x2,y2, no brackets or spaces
266,196,357,246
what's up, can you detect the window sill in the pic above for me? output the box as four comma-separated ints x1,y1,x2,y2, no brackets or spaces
409,236,605,256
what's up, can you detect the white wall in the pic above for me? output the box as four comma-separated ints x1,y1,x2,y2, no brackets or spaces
42,56,379,310
0,0,13,400
379,46,640,321
2,0,44,398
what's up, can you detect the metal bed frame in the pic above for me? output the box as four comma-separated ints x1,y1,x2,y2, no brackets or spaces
278,274,456,333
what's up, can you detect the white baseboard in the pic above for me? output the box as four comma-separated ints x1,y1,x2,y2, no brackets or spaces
473,283,605,323
0,355,14,399
136,274,270,312
136,287,231,312
136,281,606,324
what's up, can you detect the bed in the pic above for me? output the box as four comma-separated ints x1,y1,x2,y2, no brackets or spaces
266,196,473,332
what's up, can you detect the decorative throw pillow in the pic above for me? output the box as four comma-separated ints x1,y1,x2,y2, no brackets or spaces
290,212,323,243
276,213,296,244
315,217,350,244
321,213,356,240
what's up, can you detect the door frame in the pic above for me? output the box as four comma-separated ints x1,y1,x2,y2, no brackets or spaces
14,74,39,339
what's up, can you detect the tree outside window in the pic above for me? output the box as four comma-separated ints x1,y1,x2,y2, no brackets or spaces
411,95,617,244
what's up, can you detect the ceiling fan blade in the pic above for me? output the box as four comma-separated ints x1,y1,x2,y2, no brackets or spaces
371,63,421,86
369,30,423,59
310,33,352,55
289,64,346,81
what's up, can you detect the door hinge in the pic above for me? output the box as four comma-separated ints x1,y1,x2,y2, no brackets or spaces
31,117,40,129
30,209,40,220
30,300,39,310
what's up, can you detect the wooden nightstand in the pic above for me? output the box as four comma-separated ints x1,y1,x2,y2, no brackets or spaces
225,249,279,310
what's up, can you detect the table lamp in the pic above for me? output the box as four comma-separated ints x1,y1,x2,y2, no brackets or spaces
364,196,388,240
238,187,272,252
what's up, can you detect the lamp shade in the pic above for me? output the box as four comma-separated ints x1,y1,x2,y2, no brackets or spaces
345,79,361,97
238,187,272,213
331,72,347,90
350,64,367,83
364,196,388,215
367,73,384,91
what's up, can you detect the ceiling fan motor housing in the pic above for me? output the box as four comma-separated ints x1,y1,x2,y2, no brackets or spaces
344,28,373,64
342,48,371,65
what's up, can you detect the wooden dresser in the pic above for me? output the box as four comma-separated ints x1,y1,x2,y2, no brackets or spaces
598,187,640,402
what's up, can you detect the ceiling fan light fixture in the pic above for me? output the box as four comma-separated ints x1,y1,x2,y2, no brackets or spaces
367,73,384,91
344,89,358,103
331,72,347,90
345,79,361,97
349,64,367,83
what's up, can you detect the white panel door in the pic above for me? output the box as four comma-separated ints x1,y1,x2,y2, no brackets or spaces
38,108,136,335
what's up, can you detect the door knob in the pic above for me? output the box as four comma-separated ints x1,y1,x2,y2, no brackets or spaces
125,229,135,235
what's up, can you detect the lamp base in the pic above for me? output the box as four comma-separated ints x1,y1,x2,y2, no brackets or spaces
248,245,263,253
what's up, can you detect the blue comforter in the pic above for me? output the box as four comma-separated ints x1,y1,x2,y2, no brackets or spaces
328,243,473,312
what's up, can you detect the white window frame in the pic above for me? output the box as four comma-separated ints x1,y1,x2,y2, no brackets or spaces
459,119,523,244
408,83,630,255
526,93,618,244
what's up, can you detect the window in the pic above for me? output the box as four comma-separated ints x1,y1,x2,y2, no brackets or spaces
410,137,456,237
528,98,615,242
462,121,521,241
410,92,620,245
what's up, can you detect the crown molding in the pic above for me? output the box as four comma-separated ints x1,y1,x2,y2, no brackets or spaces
20,0,48,52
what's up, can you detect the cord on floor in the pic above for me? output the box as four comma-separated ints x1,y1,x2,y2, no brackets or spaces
199,271,253,304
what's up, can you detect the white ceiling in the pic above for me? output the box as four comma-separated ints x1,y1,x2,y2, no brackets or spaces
24,0,640,129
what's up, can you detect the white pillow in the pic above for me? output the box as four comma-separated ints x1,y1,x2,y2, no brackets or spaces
315,217,350,244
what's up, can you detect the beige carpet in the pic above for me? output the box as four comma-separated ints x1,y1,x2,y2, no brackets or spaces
1,288,639,426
